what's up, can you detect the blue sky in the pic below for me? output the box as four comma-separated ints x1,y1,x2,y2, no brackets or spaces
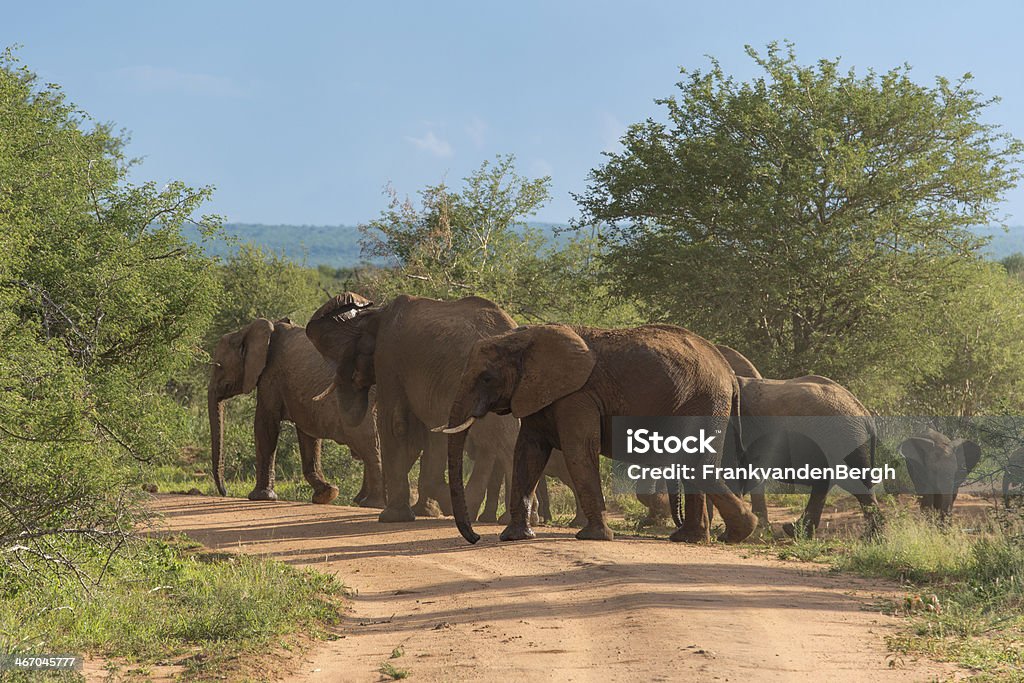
5,1,1024,225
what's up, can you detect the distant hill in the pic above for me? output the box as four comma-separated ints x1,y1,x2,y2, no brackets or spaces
182,222,1024,269
181,223,366,268
978,225,1024,259
182,222,569,268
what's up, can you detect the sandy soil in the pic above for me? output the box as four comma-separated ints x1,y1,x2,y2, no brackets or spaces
141,494,968,683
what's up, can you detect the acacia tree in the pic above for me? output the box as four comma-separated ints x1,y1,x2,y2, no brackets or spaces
359,155,555,319
577,43,1023,398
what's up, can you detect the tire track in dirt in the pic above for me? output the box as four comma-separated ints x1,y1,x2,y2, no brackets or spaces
150,495,957,682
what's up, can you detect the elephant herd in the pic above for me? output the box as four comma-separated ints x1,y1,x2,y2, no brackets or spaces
208,292,1014,546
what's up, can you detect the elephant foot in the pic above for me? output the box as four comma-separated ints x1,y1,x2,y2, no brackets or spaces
575,524,614,541
782,519,815,539
378,505,416,523
718,510,759,544
247,488,278,502
478,510,498,523
669,525,710,543
311,485,340,505
499,523,536,541
411,498,443,518
568,513,588,528
638,514,670,528
358,495,386,510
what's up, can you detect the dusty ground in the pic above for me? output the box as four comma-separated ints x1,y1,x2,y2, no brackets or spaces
140,494,967,683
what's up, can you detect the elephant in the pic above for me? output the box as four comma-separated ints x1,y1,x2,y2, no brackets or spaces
716,344,763,379
656,344,763,527
482,449,587,526
1004,447,1024,508
306,293,571,524
899,428,981,520
725,375,881,538
208,313,383,507
440,323,759,545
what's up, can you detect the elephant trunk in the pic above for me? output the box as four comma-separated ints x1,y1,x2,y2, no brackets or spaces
208,387,227,496
446,399,480,544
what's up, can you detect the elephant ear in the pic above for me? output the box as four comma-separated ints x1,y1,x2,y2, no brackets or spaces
511,325,596,418
899,436,935,494
241,319,274,393
953,439,982,485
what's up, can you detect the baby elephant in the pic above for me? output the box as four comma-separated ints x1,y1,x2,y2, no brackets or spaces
898,428,981,521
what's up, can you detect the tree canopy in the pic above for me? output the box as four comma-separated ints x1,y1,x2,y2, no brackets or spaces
0,50,221,580
577,43,1024,407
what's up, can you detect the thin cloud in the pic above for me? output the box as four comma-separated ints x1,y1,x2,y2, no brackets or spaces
466,116,487,148
110,65,245,97
406,131,454,158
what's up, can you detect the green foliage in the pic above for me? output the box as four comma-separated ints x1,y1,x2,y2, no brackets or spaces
1001,251,1024,278
208,243,323,343
578,42,1024,410
359,154,642,326
0,536,343,675
906,263,1024,416
836,510,1024,677
0,51,220,581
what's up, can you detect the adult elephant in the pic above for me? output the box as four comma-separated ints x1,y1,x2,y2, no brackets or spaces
729,375,881,538
208,313,383,507
306,293,564,523
440,323,758,545
899,428,981,520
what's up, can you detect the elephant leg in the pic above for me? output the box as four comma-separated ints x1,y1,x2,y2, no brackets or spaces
783,485,829,539
413,433,451,517
464,429,500,522
749,490,771,528
351,446,386,509
670,490,710,543
707,482,758,544
854,491,881,536
353,473,368,506
636,492,671,527
377,408,420,523
479,465,503,523
297,431,338,504
557,419,612,542
499,428,553,541
536,475,551,524
248,406,279,501
918,494,936,516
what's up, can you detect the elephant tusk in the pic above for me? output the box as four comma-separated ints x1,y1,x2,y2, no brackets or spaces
432,416,476,434
313,382,337,401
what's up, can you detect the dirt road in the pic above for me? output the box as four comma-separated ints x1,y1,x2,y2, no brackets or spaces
151,495,956,682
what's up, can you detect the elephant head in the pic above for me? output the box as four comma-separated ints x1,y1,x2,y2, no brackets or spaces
304,292,376,427
439,324,596,543
898,428,981,519
208,318,275,496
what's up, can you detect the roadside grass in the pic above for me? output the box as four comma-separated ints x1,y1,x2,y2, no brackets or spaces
777,506,1024,679
0,535,345,681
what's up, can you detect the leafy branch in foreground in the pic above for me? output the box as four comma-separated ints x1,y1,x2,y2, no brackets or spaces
0,49,220,584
